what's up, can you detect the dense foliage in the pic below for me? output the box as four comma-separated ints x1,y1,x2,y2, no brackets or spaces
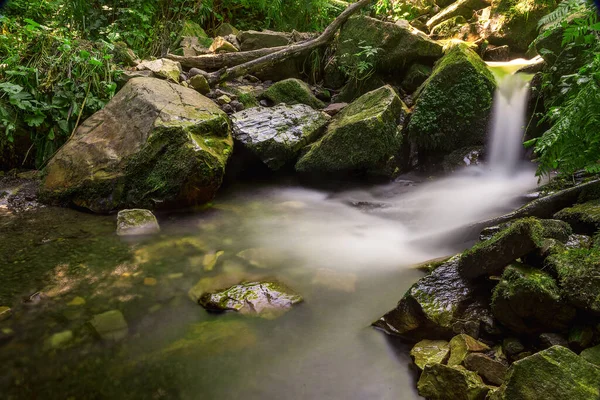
528,0,600,176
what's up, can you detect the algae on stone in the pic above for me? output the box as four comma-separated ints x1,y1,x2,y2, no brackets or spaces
410,339,450,370
447,334,489,367
408,43,496,158
554,199,600,235
417,363,490,400
261,78,325,109
295,85,405,176
90,310,128,341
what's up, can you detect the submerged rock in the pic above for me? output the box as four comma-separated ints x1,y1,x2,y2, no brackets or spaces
295,85,405,176
90,310,128,341
116,209,160,236
410,339,450,370
417,363,490,400
198,281,303,318
408,43,496,160
337,16,443,76
374,258,497,341
261,78,325,109
45,330,74,350
231,105,329,170
491,264,576,334
493,346,600,400
41,77,232,212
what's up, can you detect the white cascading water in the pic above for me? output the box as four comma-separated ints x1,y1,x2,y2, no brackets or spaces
242,60,541,271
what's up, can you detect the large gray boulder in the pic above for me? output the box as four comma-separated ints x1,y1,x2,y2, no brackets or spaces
41,77,232,212
231,105,329,170
295,85,406,176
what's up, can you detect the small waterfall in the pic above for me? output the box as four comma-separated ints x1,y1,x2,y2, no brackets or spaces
486,59,539,174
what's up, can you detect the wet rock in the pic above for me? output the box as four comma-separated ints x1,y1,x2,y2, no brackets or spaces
442,146,483,173
202,250,224,271
493,346,600,400
216,95,232,105
491,264,576,334
430,16,470,41
231,104,329,170
116,209,160,236
539,333,569,349
458,218,568,279
580,344,600,366
90,310,128,341
209,36,238,53
410,339,450,370
374,258,497,341
0,306,11,322
502,337,524,356
401,63,432,93
447,334,490,366
296,85,406,177
237,30,291,51
337,15,443,77
198,281,303,318
41,77,232,212
408,43,496,161
483,45,511,62
187,270,252,303
568,325,594,351
137,59,182,82
545,248,600,315
565,234,592,249
189,74,210,95
45,330,73,350
554,199,600,235
417,363,490,400
464,353,508,385
261,78,325,109
322,103,348,116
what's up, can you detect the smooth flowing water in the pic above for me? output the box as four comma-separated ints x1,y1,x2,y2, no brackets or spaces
0,68,538,400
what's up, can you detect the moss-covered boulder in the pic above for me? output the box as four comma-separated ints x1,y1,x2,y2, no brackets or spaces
417,363,490,400
407,43,496,159
180,20,213,47
486,0,558,53
581,344,600,366
116,209,160,236
261,79,325,109
554,199,600,235
401,63,432,93
295,85,405,176
545,248,600,315
337,16,443,76
198,281,303,319
237,30,291,51
458,218,571,279
410,339,451,370
231,104,329,170
41,77,232,212
374,257,497,341
493,346,600,399
491,264,576,334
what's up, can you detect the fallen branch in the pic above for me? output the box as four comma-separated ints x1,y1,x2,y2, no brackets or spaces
201,0,372,85
167,46,289,70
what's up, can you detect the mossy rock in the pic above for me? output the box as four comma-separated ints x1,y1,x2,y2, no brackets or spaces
447,334,490,366
295,85,405,177
554,199,600,235
430,16,469,40
545,248,600,315
237,30,291,51
494,346,600,400
214,23,239,37
89,310,128,341
407,43,496,159
337,15,443,76
581,344,600,366
458,218,570,279
491,263,576,334
180,20,213,48
137,59,182,82
374,257,497,341
417,363,490,400
41,77,232,212
426,0,486,31
410,339,450,370
487,0,558,53
261,79,325,109
231,104,329,170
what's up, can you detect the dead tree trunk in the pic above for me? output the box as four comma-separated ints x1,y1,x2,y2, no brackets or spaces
167,0,372,85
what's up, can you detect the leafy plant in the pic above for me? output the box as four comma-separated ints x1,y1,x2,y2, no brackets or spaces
338,41,381,84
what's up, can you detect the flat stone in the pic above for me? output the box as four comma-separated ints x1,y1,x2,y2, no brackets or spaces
90,310,128,341
410,339,450,370
322,102,348,116
137,58,182,82
464,352,508,386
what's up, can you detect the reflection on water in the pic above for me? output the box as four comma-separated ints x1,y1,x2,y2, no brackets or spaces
0,166,537,399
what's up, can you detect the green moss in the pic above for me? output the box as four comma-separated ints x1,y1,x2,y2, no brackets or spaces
180,20,213,48
262,78,325,109
554,200,600,235
295,85,403,175
408,43,496,154
430,15,468,39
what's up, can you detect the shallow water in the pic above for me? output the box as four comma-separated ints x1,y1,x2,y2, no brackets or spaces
0,166,537,400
